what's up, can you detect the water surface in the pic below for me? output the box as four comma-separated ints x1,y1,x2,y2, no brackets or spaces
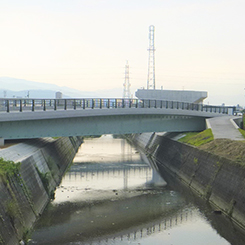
29,135,245,245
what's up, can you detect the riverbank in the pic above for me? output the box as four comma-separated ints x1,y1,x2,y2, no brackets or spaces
0,136,83,245
129,133,245,230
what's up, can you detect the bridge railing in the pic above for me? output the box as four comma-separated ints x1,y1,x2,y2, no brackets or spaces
0,98,235,115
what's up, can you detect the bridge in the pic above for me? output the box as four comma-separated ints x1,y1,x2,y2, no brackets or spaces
0,98,235,144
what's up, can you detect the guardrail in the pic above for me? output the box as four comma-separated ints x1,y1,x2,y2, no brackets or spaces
0,98,235,115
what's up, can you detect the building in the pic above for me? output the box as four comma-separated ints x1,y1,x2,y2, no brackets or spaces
135,89,207,104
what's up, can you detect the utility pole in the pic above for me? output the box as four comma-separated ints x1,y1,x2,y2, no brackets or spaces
123,60,131,98
147,25,156,90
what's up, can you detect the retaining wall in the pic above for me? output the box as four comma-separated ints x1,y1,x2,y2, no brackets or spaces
0,136,83,245
130,133,245,229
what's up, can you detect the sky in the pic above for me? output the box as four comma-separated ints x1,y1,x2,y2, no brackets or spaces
0,0,245,106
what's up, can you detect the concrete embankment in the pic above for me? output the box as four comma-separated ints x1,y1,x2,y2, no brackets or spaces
0,136,83,245
129,133,245,230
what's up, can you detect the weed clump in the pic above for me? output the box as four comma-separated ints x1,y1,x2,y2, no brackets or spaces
0,158,21,178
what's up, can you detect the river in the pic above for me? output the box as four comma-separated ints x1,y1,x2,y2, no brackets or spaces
29,135,245,245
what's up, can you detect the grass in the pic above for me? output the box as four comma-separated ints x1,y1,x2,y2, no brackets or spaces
177,129,245,165
178,129,214,146
238,128,245,138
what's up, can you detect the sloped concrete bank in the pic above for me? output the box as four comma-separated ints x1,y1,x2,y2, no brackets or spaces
129,133,245,230
0,136,83,245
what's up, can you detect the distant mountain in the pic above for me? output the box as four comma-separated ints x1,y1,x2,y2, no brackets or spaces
0,77,123,98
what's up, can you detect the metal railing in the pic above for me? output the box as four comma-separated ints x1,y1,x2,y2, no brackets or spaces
0,98,235,114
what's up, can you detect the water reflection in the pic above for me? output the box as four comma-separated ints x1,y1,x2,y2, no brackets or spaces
29,136,234,245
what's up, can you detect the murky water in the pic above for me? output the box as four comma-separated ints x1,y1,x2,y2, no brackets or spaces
29,135,245,245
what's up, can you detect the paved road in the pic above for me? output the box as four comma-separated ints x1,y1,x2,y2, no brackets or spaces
206,116,244,141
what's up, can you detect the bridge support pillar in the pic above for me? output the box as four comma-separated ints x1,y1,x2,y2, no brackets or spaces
0,138,4,146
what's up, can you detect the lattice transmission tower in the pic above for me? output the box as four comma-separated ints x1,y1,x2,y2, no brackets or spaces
147,25,156,90
123,60,131,98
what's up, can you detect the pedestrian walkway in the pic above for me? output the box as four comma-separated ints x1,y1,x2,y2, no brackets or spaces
206,116,244,141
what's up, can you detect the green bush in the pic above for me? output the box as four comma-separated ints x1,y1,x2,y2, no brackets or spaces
0,158,21,178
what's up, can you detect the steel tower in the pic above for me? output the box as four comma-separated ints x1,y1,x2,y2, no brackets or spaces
123,60,131,98
147,25,156,90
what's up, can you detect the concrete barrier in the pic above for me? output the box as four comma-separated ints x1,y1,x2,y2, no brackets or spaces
0,136,83,245
130,133,245,229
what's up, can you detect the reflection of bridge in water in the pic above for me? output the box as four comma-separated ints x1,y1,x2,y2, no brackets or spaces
32,158,196,244
65,163,153,190
32,183,194,245
92,207,195,244
66,138,166,189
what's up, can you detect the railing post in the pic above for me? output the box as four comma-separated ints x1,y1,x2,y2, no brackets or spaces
115,99,117,108
155,100,157,108
100,99,102,109
54,99,57,110
20,100,22,112
108,99,110,109
32,99,35,112
64,99,67,110
43,100,46,111
83,99,85,109
6,100,9,112
73,99,76,110
136,99,138,108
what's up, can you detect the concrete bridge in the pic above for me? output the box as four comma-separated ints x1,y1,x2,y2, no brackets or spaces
0,98,235,144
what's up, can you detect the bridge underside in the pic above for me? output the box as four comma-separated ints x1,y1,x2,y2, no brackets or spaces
0,114,206,140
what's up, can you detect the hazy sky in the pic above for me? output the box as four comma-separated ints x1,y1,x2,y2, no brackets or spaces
1,0,245,105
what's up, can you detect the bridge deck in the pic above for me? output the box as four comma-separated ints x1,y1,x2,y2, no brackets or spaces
0,98,236,141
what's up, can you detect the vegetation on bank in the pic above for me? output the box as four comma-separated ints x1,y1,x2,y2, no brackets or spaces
0,158,21,178
178,128,245,165
178,129,214,146
0,158,36,244
238,128,245,138
199,139,245,165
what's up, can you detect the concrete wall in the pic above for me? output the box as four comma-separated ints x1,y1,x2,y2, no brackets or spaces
0,136,83,245
130,133,245,229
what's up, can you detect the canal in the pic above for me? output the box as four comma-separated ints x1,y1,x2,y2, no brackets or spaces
29,135,245,245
